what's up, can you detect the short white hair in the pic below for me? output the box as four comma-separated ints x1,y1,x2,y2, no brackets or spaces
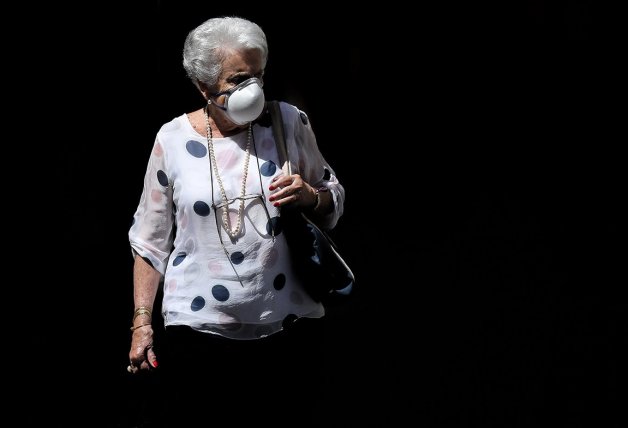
183,16,268,91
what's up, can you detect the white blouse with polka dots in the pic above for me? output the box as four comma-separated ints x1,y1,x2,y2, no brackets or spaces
129,102,345,340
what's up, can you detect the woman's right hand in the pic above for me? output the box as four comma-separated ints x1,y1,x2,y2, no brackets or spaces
128,325,158,373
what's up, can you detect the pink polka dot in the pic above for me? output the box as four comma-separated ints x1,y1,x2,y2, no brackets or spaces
216,149,239,169
227,209,239,226
153,142,163,157
166,279,177,293
208,260,223,274
180,212,188,229
151,189,162,203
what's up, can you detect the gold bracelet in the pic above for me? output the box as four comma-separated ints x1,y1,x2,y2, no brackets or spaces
130,323,152,332
132,307,152,322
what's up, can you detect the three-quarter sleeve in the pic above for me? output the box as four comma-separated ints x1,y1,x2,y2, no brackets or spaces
288,104,345,230
128,138,174,275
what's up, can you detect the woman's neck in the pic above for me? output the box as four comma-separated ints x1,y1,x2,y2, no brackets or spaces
188,108,247,138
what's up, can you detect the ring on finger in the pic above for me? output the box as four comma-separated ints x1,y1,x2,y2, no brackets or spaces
127,365,133,373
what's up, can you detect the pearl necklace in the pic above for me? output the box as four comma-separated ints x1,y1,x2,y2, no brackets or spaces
204,108,252,238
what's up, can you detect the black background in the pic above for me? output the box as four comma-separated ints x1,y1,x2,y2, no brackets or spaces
26,1,625,426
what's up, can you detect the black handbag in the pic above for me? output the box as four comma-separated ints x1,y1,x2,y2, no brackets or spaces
267,101,355,303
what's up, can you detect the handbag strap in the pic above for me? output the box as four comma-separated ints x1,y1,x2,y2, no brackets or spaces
267,101,292,175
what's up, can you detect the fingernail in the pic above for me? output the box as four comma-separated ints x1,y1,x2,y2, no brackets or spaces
273,202,279,207
268,186,274,191
152,360,159,368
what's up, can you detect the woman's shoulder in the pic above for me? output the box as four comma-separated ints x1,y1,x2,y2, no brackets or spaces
156,114,188,136
151,114,200,159
278,101,310,127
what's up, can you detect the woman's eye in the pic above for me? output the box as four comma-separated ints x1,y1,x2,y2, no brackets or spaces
232,75,250,85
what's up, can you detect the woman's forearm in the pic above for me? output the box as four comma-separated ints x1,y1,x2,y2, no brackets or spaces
132,255,162,325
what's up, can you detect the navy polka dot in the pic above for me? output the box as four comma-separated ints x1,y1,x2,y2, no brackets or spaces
191,296,205,311
193,201,210,216
260,161,277,176
323,167,331,180
157,170,169,186
230,251,244,265
212,284,230,302
186,140,207,158
273,273,286,290
266,216,282,235
299,112,309,125
282,314,298,329
173,252,187,266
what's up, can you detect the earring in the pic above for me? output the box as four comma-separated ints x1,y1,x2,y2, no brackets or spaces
207,99,212,105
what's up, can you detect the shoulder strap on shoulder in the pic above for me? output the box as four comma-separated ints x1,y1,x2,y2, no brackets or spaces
267,100,292,175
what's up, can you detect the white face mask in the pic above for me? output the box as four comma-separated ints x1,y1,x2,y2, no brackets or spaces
209,77,265,125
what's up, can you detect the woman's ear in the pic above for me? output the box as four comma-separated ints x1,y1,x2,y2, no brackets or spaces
198,81,210,100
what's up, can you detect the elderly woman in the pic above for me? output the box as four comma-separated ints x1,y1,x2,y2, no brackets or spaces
127,16,345,425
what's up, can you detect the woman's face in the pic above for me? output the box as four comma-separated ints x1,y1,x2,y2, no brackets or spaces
209,49,264,117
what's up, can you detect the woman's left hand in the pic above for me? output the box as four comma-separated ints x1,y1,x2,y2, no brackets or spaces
268,174,317,209
128,325,158,374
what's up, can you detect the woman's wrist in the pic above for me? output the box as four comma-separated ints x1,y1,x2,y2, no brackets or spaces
132,306,153,328
310,187,331,215
130,323,152,332
304,187,321,213
133,306,152,322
